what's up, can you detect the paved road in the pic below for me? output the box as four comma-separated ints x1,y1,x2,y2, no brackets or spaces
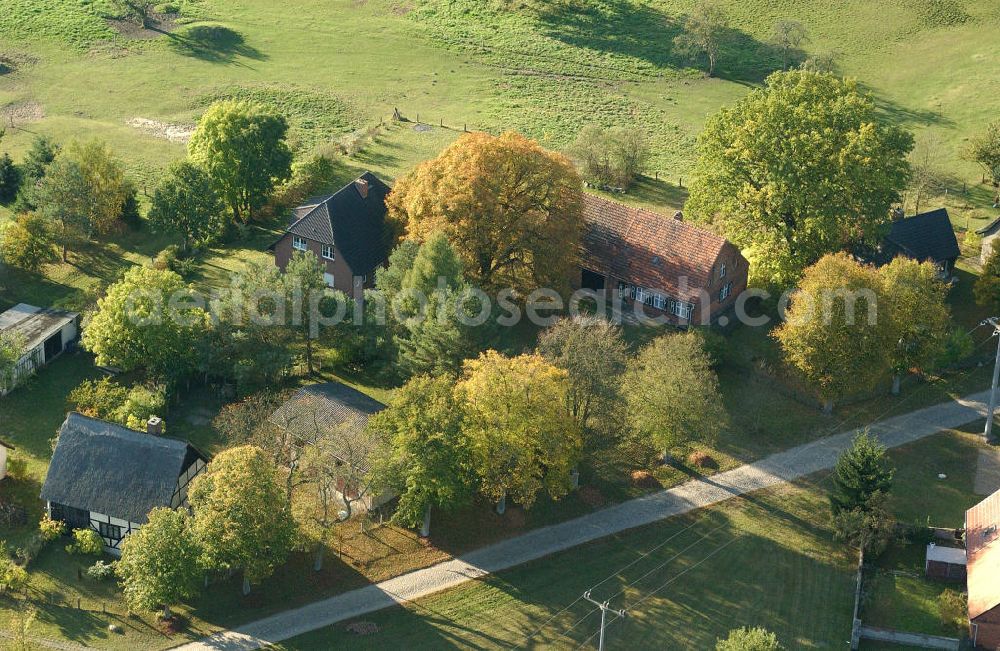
175,390,992,650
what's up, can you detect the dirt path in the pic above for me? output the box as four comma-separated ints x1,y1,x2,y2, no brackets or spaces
174,390,992,650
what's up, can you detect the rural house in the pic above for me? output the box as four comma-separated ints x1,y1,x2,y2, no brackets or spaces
976,216,1000,265
966,489,1000,647
873,208,960,277
271,172,395,298
0,303,78,395
270,382,394,512
41,413,209,555
577,194,748,324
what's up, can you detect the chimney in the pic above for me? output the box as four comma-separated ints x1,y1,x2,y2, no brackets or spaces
673,210,683,221
146,416,163,436
355,178,369,199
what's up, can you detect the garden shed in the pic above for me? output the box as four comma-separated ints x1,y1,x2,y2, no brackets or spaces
0,303,78,395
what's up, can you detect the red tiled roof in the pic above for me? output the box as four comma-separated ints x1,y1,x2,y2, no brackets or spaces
581,194,729,300
966,490,1000,619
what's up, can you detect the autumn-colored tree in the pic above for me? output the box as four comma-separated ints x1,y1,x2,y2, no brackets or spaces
189,446,296,595
686,71,913,287
82,266,207,381
880,257,950,394
966,120,1000,187
388,131,584,296
457,351,582,512
0,212,56,272
117,508,202,619
188,100,293,223
774,253,894,412
976,246,1000,311
369,374,473,536
623,331,726,459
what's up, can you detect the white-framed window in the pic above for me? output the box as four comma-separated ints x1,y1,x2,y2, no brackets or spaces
670,300,693,319
719,262,727,278
653,294,666,310
719,282,733,301
321,244,334,260
292,236,307,252
323,272,335,288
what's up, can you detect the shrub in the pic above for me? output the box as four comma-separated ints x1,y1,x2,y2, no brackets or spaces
0,545,28,593
115,384,167,431
0,501,26,527
39,513,65,542
716,626,784,650
937,589,967,635
152,244,181,272
155,3,180,14
14,533,44,567
963,229,982,257
86,560,116,581
0,153,20,203
5,454,28,481
687,450,715,468
67,528,104,556
68,377,128,420
0,212,57,272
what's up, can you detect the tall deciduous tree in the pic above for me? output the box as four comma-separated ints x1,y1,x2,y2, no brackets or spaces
538,316,628,430
686,71,913,287
148,161,224,250
623,331,726,458
880,257,950,394
770,20,808,69
967,120,1000,187
774,253,893,412
116,508,202,619
976,246,1000,310
82,266,206,381
830,430,894,515
68,139,132,235
283,250,331,375
672,1,730,77
388,131,584,296
369,374,473,536
188,100,293,223
33,156,90,262
457,351,582,512
189,446,296,595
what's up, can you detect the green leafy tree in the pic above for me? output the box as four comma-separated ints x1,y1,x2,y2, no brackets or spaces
716,626,784,651
672,1,730,77
376,240,421,300
976,246,1000,310
188,100,293,223
967,120,1000,187
0,152,20,202
538,316,628,431
148,161,225,250
686,71,913,287
457,351,582,512
774,253,893,412
369,375,473,536
109,0,156,28
830,430,894,515
880,257,950,394
82,266,207,381
569,125,650,189
189,445,296,595
0,212,56,272
0,544,28,593
33,156,89,262
12,135,58,213
117,508,202,619
283,250,331,374
623,332,726,459
68,139,132,235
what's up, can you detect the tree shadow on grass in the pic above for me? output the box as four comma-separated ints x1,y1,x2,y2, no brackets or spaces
530,0,795,84
165,25,267,66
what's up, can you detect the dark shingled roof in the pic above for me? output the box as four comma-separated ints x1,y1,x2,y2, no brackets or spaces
882,208,960,264
269,383,385,473
285,172,394,275
581,194,730,299
41,413,206,524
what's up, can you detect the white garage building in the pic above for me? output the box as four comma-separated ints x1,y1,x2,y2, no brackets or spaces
0,303,79,395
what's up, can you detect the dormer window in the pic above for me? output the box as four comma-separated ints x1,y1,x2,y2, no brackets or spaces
292,236,307,252
322,245,335,260
719,262,727,279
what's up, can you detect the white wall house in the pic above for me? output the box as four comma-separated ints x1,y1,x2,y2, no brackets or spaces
41,413,209,555
0,303,79,395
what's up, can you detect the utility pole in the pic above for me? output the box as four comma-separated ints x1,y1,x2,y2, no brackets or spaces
582,590,626,651
984,317,1000,443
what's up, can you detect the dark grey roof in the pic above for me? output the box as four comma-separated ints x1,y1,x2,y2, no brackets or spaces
41,413,207,524
286,172,394,275
269,383,385,472
0,304,77,353
883,208,960,264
